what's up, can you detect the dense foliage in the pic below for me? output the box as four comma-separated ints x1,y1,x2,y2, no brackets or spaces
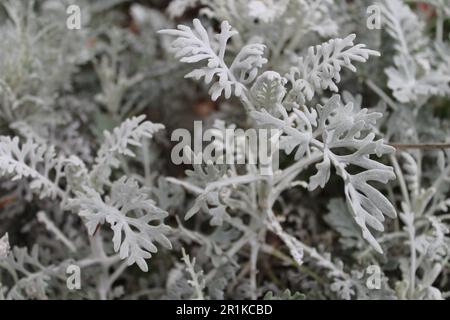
0,0,449,300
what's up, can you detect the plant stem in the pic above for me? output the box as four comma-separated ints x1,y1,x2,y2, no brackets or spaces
391,143,450,150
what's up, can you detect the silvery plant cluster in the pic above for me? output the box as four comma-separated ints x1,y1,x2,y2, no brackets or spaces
0,0,449,300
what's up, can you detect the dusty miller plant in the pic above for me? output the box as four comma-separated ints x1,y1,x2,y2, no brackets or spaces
0,0,449,300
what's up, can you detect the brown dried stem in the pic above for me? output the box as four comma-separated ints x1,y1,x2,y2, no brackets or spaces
390,143,450,150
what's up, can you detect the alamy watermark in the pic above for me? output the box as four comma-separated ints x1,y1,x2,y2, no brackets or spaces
366,265,382,290
64,3,382,31
170,121,281,176
66,264,81,290
366,4,382,30
66,5,81,30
